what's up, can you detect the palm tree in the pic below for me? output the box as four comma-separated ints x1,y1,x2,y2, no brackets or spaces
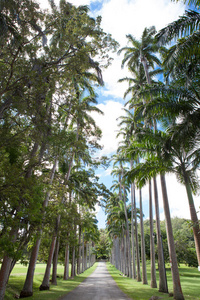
118,28,162,288
118,26,161,85
111,159,132,278
156,10,200,70
126,127,186,300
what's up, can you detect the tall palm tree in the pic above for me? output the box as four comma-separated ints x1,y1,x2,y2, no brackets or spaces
111,154,133,278
118,27,162,288
126,127,186,300
118,26,161,85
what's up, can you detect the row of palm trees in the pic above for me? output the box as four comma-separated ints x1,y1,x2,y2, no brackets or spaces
106,3,200,300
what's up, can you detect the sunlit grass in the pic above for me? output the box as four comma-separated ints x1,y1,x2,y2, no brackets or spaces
106,261,200,300
5,261,200,300
5,263,97,300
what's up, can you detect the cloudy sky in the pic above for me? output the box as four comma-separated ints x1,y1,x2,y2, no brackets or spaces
38,0,200,228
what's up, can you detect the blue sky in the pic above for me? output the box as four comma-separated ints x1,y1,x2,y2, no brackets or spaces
39,0,200,229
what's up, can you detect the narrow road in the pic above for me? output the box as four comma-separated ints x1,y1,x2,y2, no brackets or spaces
59,262,131,300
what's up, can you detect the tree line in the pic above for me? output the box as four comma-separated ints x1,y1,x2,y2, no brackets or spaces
0,1,117,299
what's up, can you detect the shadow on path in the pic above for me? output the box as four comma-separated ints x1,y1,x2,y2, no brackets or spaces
59,262,131,300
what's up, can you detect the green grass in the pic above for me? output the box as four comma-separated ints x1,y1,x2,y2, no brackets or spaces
5,261,200,300
106,261,200,300
5,263,97,300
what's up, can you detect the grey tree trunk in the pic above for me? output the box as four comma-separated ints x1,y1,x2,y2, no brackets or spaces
20,158,58,297
131,181,136,279
82,233,85,273
63,243,69,280
121,173,132,278
134,190,141,282
51,237,60,285
20,237,41,297
160,173,184,300
183,171,200,267
139,188,148,284
39,235,57,290
153,176,168,293
149,179,157,288
0,256,13,300
71,246,76,278
77,226,82,274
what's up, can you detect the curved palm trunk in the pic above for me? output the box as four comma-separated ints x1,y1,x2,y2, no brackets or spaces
153,176,168,293
139,188,148,284
0,256,13,300
183,172,200,266
20,158,58,297
39,234,57,290
20,237,42,297
149,179,157,288
160,173,184,300
0,226,19,300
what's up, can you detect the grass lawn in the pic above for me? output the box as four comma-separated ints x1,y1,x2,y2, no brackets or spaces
5,261,200,300
5,263,97,300
106,261,200,300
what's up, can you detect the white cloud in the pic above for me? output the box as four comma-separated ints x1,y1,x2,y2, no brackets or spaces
140,173,200,221
37,0,93,10
99,0,185,45
91,100,126,155
96,0,186,98
158,173,200,220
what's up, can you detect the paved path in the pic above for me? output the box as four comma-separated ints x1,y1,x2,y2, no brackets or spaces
59,262,131,300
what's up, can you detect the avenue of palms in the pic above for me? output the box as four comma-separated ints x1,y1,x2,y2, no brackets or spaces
1,1,200,300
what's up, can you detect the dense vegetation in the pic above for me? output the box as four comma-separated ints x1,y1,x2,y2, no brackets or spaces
0,1,117,299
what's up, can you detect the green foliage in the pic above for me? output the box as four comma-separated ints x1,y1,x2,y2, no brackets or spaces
95,229,110,259
142,218,198,267
0,0,117,283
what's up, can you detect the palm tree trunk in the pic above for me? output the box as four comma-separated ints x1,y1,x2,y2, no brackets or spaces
20,158,58,297
139,188,148,284
20,237,42,297
51,237,60,285
122,178,132,278
120,234,124,273
82,233,85,273
131,182,137,279
149,179,157,288
39,234,57,290
63,243,69,280
122,230,126,274
71,245,76,278
0,256,13,300
0,227,18,300
153,176,168,293
160,173,184,300
77,225,82,275
134,189,141,282
183,172,200,266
